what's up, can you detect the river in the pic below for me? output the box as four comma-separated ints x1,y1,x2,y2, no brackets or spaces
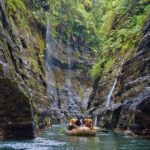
0,125,150,150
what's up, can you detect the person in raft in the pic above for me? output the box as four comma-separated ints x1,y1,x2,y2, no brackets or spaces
68,116,93,130
68,116,83,130
68,118,76,130
75,116,83,126
84,118,93,130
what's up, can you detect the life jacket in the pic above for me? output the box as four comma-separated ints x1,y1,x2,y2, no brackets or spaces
69,118,76,125
75,118,82,126
85,118,93,129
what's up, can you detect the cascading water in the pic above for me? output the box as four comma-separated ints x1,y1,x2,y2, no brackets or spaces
66,47,73,103
105,69,120,110
65,46,76,114
65,46,81,116
45,20,80,118
45,19,84,118
45,20,58,107
0,60,8,76
93,115,98,128
105,60,124,110
105,79,117,109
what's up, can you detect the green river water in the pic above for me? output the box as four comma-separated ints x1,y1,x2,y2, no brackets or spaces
0,125,150,150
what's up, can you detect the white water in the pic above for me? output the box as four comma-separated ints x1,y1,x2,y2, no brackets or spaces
105,79,118,109
45,20,78,116
65,46,82,116
0,60,8,76
65,46,75,113
93,115,98,128
45,20,58,106
66,47,72,98
105,69,120,109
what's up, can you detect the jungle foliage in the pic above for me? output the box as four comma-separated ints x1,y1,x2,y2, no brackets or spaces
5,0,150,79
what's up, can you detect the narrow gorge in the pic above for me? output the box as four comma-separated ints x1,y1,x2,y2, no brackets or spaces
45,19,93,123
0,0,150,145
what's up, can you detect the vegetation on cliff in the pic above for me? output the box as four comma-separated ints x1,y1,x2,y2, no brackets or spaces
0,0,50,138
5,0,150,75
90,0,150,79
5,0,46,74
4,0,150,105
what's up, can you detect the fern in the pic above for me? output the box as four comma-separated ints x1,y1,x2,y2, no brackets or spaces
6,0,26,13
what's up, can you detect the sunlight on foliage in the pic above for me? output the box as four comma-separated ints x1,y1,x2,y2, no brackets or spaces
89,0,150,79
6,0,26,13
5,0,150,79
90,58,105,79
5,0,28,27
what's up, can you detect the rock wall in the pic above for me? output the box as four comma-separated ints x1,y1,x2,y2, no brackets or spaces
0,0,50,140
46,39,94,123
87,15,150,138
112,16,150,137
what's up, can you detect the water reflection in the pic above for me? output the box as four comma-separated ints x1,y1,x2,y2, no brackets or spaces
0,125,150,150
66,136,101,150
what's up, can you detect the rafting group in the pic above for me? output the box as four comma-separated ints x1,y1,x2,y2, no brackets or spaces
66,116,96,136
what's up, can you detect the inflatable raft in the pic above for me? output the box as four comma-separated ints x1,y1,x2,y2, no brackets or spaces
65,127,96,136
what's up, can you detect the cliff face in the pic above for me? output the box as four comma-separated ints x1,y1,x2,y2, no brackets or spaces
0,0,50,139
45,38,94,123
112,16,150,137
87,15,150,138
0,0,94,139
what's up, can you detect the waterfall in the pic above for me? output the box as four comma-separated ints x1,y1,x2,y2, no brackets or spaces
93,115,98,128
65,46,81,116
105,70,120,109
65,46,74,111
45,20,58,106
0,60,8,76
45,19,81,117
105,79,117,109
66,47,72,95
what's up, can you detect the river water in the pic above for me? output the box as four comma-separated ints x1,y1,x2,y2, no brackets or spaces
0,125,150,150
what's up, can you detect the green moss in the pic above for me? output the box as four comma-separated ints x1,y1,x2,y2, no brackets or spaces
45,117,51,126
0,78,32,115
104,58,116,72
6,0,26,13
0,64,3,73
26,77,38,91
5,0,28,28
90,0,150,79
37,35,45,58
89,57,105,79
27,57,40,74
34,114,39,125
77,82,84,98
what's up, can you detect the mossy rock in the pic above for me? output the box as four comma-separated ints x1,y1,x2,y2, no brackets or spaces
0,78,32,116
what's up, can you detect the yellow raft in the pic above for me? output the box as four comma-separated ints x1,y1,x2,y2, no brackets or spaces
65,127,96,136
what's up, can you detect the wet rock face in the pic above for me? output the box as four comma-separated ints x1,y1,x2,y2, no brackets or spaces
114,49,150,137
118,91,150,136
112,17,150,137
96,102,121,130
88,16,150,138
0,0,50,139
46,40,94,122
138,15,150,51
115,50,150,103
0,78,34,139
